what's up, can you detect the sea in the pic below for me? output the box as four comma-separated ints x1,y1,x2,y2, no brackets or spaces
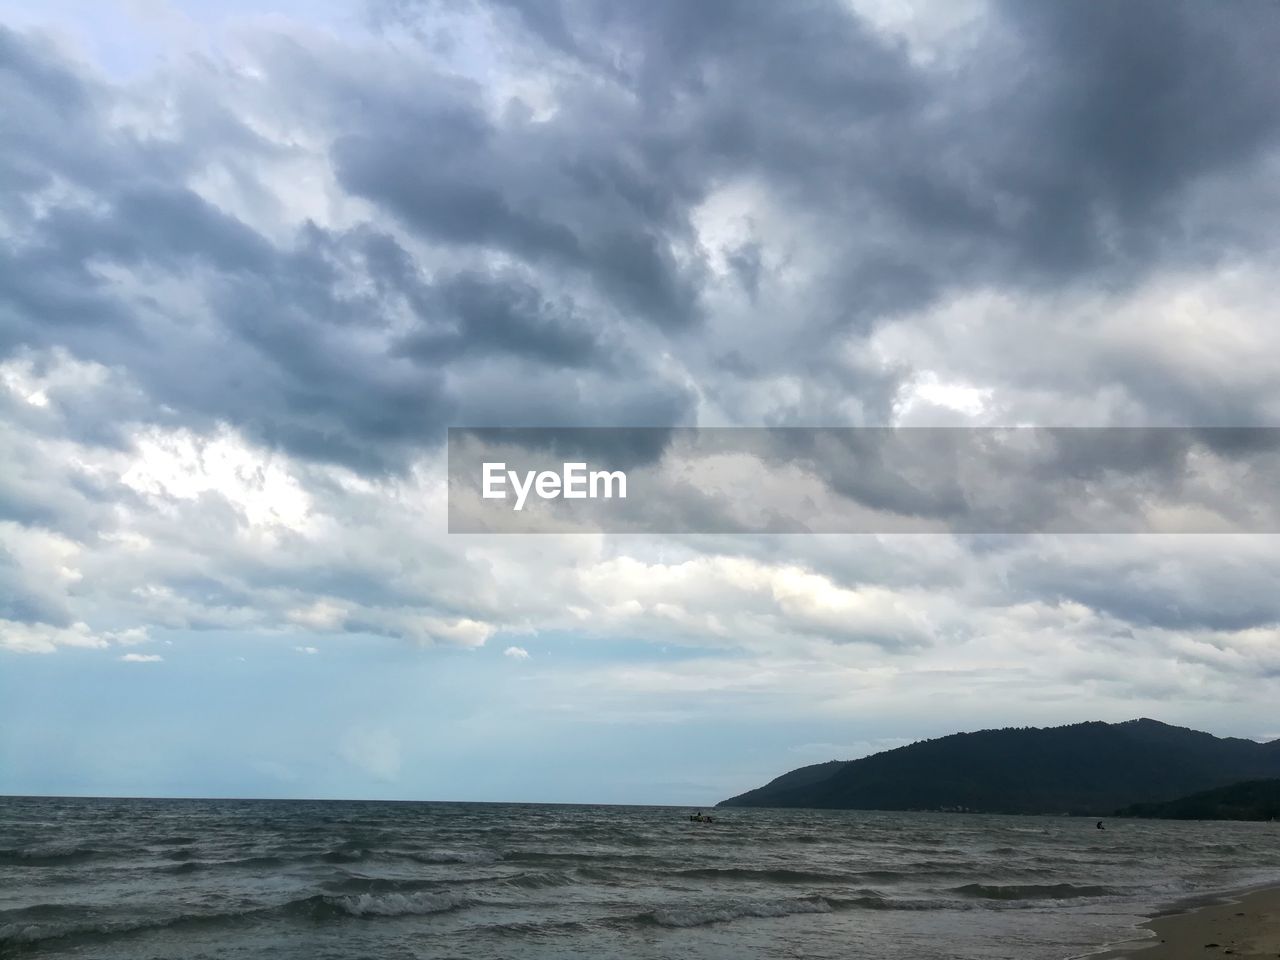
2,797,1279,960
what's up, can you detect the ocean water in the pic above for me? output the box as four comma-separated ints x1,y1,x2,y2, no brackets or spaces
2,797,1279,960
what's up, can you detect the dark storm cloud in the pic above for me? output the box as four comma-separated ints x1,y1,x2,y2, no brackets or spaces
2,189,452,468
55,186,277,273
966,528,1280,637
810,426,1280,533
484,0,918,117
394,271,612,368
1010,557,1280,635
7,0,1280,714
7,0,1280,477
0,27,105,196
0,25,693,470
354,0,1280,445
450,0,1280,304
1001,0,1280,201
334,132,583,261
928,0,1280,284
385,0,932,332
331,118,704,330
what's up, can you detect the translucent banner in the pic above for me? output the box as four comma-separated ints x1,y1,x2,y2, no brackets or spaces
447,427,1280,534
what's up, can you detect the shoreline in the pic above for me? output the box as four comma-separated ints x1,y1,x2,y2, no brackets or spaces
1088,884,1280,960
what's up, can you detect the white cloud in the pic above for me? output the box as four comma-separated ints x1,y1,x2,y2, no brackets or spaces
0,350,113,411
119,653,163,662
0,397,501,652
287,601,348,630
870,265,1280,427
119,426,314,532
1,620,114,654
574,554,938,651
503,645,530,660
294,645,319,655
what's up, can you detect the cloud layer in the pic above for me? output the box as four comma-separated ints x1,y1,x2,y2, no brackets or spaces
3,0,1280,796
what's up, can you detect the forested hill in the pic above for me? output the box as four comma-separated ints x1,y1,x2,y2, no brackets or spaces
1115,779,1280,821
718,720,1280,816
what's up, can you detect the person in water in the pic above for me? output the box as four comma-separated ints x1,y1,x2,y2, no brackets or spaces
1096,821,1105,830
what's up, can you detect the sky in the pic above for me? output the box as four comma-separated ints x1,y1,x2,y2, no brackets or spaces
3,0,1280,806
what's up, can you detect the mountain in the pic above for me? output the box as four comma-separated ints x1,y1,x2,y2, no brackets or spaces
1115,779,1280,821
718,719,1280,815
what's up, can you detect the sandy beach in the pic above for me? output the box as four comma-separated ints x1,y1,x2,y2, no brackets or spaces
1100,887,1280,960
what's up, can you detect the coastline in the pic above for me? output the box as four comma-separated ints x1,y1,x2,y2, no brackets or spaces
1090,885,1280,960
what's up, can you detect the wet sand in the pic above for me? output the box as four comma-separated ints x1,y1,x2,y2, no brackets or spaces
1099,887,1280,960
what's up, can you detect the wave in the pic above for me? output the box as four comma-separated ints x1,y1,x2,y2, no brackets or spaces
309,846,502,866
673,866,851,884
0,845,105,867
504,850,666,866
290,890,470,920
640,897,833,928
407,850,502,865
0,904,84,925
571,866,620,883
949,882,1117,901
222,855,289,869
0,905,260,949
498,870,576,890
854,865,978,881
480,918,590,937
0,889,473,948
160,855,288,875
827,893,967,912
320,846,371,864
322,870,573,895
323,875,450,895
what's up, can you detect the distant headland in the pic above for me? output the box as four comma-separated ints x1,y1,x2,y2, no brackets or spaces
718,719,1280,817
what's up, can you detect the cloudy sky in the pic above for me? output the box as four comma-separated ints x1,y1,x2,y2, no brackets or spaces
3,0,1280,805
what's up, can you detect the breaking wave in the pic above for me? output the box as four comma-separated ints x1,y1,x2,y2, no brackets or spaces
290,890,470,919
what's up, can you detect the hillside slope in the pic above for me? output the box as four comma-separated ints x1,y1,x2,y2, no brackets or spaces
1115,779,1280,821
718,720,1280,815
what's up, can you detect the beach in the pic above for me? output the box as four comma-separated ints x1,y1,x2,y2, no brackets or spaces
1101,886,1280,960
